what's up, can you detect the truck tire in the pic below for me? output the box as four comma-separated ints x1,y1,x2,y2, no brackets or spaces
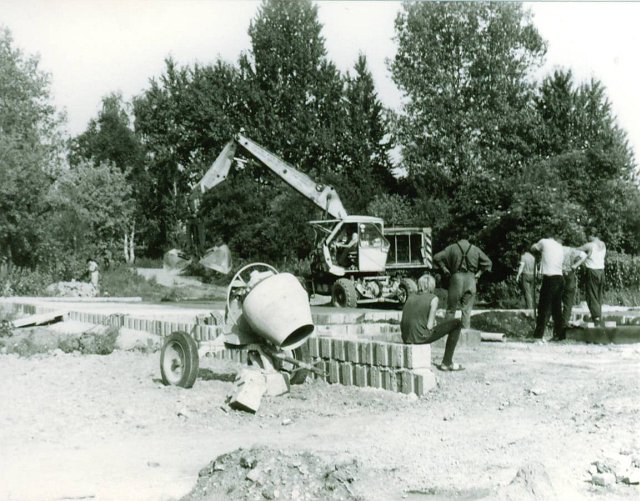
160,331,199,388
332,278,358,308
397,278,418,306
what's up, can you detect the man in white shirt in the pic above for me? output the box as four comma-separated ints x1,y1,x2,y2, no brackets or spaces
579,232,606,325
531,236,564,341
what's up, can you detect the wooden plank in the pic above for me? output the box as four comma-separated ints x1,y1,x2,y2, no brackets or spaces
13,311,67,328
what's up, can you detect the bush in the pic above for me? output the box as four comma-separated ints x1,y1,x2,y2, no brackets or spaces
0,267,54,296
604,251,640,290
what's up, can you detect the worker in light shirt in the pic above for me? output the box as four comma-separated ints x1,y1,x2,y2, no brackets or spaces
578,232,606,325
531,236,564,341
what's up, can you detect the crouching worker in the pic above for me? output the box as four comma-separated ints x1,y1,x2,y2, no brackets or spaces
400,274,464,372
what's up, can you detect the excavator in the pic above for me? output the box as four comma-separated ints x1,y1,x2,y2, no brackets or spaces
190,133,432,308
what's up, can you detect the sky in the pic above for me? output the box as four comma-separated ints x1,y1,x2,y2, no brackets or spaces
2,1,640,159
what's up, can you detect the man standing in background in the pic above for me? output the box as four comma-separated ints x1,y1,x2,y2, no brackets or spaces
531,236,564,341
434,237,492,329
515,247,536,316
561,244,587,340
579,232,607,325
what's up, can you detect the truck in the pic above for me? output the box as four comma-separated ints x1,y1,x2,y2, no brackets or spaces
191,133,432,308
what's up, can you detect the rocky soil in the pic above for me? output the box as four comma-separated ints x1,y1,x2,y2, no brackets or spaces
0,320,638,501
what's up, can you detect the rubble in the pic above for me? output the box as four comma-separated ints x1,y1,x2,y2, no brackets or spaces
45,280,98,297
182,446,361,501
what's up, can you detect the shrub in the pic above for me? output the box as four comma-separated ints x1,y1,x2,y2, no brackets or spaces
604,251,640,290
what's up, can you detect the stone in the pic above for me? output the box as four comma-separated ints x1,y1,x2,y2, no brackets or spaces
264,372,289,396
591,472,616,487
229,369,267,414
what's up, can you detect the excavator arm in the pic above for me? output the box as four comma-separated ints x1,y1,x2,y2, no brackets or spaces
191,134,348,219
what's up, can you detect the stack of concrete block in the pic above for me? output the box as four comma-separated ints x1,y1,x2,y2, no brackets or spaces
304,336,436,396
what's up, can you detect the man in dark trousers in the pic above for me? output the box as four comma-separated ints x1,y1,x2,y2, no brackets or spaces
531,236,564,341
434,237,492,329
578,232,607,325
401,274,464,371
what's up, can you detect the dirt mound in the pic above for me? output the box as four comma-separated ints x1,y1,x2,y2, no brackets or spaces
182,446,362,501
489,462,557,501
46,280,97,297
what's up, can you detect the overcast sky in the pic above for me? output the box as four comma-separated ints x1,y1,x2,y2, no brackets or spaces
2,1,639,159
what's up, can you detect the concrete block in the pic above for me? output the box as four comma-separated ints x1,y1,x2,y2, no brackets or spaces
328,361,340,384
229,369,267,413
374,342,390,366
413,369,437,396
332,339,346,361
345,340,359,363
389,344,404,368
264,372,290,396
368,366,382,388
313,360,327,381
354,365,368,387
340,363,354,385
404,344,432,369
319,337,333,359
358,341,375,365
400,370,414,394
381,369,399,392
304,337,317,358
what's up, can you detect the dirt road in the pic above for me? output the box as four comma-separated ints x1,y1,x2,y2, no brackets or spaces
1,337,638,501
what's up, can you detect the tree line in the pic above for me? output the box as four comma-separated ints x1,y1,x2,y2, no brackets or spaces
1,0,638,285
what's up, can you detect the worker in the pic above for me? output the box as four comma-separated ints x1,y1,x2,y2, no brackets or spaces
531,235,564,341
87,258,100,294
335,225,358,268
515,247,536,316
578,232,606,326
401,274,464,371
561,244,587,339
434,237,492,329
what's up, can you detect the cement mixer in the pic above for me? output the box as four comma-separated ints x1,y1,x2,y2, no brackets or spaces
160,263,319,389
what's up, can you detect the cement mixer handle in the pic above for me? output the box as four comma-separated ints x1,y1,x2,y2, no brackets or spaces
269,350,326,377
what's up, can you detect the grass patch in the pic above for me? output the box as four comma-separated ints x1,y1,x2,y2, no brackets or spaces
100,264,170,300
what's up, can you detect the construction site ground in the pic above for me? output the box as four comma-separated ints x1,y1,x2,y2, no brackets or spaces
1,297,639,501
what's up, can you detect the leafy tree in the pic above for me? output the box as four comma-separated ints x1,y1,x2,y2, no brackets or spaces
330,54,396,215
0,27,65,267
390,2,546,186
47,161,135,261
69,92,143,171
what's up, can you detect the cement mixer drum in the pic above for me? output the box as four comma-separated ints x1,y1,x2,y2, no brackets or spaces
225,263,314,350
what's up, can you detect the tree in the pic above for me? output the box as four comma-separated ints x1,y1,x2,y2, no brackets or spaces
390,2,546,186
47,161,135,262
0,28,65,267
332,54,396,214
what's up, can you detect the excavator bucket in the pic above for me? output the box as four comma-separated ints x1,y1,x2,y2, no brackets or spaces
163,249,192,272
199,244,232,274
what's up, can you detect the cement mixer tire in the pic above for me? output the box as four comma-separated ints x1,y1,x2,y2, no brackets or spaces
332,278,358,308
160,331,199,389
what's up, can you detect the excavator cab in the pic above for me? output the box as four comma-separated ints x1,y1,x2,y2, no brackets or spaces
309,216,389,277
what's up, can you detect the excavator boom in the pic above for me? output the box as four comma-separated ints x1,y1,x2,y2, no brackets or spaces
192,134,348,219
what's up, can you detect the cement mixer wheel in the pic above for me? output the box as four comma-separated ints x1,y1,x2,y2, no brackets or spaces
160,331,199,388
332,278,358,308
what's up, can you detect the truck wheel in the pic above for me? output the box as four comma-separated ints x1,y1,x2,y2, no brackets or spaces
397,278,418,305
160,331,199,388
332,278,358,308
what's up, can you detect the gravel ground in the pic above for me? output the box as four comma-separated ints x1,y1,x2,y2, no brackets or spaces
0,329,638,501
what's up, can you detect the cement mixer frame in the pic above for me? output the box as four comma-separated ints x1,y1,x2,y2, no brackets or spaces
190,133,433,309
160,263,320,389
